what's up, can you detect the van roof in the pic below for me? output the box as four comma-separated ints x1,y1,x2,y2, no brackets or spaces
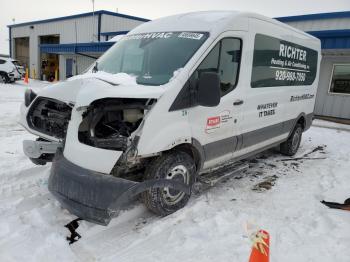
131,11,318,41
132,11,243,35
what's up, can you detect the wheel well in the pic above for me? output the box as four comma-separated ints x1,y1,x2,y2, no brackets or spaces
171,143,201,171
297,116,306,130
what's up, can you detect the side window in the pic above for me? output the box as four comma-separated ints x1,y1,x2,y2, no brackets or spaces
195,38,242,96
0,59,6,64
197,43,220,74
219,39,241,95
251,34,318,88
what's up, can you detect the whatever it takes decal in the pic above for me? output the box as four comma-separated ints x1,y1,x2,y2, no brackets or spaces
257,102,278,118
251,34,318,88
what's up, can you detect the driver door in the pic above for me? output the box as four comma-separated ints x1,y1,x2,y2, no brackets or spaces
188,33,245,169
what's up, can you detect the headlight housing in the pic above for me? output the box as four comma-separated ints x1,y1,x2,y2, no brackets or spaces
24,89,37,107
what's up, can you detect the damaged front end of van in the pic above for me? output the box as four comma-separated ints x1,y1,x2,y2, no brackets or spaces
48,95,189,226
20,30,211,225
48,150,190,226
21,77,191,225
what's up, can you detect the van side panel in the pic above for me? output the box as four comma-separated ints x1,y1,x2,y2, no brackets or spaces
230,18,320,159
136,16,320,172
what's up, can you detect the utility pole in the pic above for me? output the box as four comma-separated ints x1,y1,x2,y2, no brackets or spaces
92,0,95,42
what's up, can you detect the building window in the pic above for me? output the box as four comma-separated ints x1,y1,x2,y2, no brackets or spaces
329,64,350,95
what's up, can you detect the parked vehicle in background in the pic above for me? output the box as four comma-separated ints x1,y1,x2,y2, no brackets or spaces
20,11,321,225
0,57,25,83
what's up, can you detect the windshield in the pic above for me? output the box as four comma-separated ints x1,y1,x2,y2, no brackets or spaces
96,32,209,86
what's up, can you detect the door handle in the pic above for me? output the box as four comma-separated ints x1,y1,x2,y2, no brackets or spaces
233,99,244,106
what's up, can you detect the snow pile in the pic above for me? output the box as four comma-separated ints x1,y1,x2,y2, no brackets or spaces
0,80,350,261
69,71,138,86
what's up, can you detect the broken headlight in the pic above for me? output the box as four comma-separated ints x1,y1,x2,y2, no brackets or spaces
78,98,154,151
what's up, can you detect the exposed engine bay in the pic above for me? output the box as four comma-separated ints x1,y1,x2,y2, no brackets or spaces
78,98,154,152
27,97,73,139
26,96,156,176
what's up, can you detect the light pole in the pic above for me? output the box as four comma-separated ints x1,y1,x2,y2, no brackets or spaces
92,0,95,42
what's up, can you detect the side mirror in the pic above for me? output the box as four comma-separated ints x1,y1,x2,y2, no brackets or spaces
24,89,37,107
197,72,221,107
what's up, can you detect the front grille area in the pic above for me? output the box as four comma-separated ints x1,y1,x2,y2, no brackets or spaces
27,97,72,139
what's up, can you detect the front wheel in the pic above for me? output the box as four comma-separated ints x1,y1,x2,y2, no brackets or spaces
280,123,303,156
0,72,10,83
141,151,196,216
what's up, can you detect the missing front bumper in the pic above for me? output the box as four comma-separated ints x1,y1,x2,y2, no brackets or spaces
48,151,190,225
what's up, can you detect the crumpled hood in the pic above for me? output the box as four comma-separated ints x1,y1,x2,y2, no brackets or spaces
37,74,165,106
74,78,165,107
37,79,86,104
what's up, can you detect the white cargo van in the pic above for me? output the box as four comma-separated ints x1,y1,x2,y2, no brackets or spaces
20,11,321,225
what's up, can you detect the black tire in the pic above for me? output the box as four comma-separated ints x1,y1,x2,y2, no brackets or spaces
280,123,303,156
29,157,47,165
0,72,10,83
141,151,196,216
29,154,54,165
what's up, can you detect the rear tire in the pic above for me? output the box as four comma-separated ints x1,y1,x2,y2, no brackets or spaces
280,123,303,156
141,151,195,216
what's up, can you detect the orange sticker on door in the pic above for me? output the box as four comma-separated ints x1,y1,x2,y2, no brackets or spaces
205,111,232,133
207,116,221,127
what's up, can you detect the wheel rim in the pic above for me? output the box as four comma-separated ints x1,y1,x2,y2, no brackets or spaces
161,165,189,205
292,129,301,152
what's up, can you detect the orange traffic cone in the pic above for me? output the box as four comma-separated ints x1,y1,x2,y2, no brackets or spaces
249,230,270,262
24,68,29,84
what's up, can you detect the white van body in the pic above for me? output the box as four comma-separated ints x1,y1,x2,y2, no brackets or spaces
20,11,321,225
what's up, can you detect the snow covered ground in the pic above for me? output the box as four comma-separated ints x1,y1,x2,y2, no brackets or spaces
0,80,350,262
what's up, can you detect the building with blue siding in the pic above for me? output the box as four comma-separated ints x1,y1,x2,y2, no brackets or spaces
277,11,350,120
8,10,149,81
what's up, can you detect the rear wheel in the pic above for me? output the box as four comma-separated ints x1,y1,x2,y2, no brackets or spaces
141,151,195,216
280,123,303,156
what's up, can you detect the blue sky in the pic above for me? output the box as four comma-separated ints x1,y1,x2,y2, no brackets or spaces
1,0,349,54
